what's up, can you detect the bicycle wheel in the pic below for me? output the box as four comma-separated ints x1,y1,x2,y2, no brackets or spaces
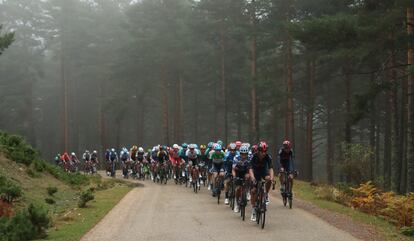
283,195,287,206
261,206,266,229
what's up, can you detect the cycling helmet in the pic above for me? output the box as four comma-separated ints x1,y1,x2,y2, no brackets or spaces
182,143,188,149
214,144,222,151
173,144,179,149
162,145,167,150
283,140,292,149
200,144,206,149
189,144,195,149
71,152,76,156
229,143,237,150
235,141,242,148
242,143,250,149
85,150,90,153
93,150,97,154
217,140,223,146
111,148,115,152
138,147,144,153
252,145,258,153
240,146,249,154
258,141,268,152
207,142,214,148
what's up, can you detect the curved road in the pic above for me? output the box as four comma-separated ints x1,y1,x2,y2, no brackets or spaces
81,177,360,241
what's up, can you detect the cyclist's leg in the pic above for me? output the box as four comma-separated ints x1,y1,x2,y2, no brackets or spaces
264,175,271,193
279,169,286,191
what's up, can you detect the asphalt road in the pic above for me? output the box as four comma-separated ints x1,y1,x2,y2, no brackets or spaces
81,176,360,241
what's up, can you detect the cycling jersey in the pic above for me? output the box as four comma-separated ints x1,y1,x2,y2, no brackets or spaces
186,149,199,165
233,156,251,181
137,151,145,162
91,153,98,163
157,150,168,164
224,151,238,175
179,148,188,163
250,153,273,180
210,151,225,173
277,148,295,172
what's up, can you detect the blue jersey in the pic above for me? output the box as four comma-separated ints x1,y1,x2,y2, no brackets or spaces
224,151,239,174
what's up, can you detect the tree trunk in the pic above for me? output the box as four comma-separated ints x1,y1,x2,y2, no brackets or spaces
327,79,334,184
389,49,401,193
407,7,414,192
161,65,170,145
250,2,259,144
384,84,392,190
344,64,351,144
369,73,376,181
286,36,294,144
220,23,228,144
305,60,315,181
400,74,408,193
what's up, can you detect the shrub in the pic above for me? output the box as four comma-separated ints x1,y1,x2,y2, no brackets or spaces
400,226,414,237
0,203,50,240
78,190,94,208
339,143,373,185
26,168,40,178
0,131,39,166
33,160,46,172
44,163,89,187
1,183,22,203
44,198,55,205
46,186,58,196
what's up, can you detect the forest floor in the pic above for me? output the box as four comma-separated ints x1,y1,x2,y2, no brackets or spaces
292,181,414,241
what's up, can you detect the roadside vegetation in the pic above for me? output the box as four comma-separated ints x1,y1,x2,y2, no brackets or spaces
0,131,133,241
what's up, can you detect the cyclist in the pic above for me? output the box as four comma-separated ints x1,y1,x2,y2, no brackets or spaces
109,148,118,177
91,150,99,173
55,153,62,166
82,150,91,173
199,144,209,185
210,144,225,197
120,147,130,178
232,145,251,213
137,147,145,162
205,142,214,190
70,152,80,172
61,152,70,172
235,141,242,151
277,140,295,193
179,143,188,163
170,144,183,180
224,143,238,205
186,144,200,187
249,141,274,222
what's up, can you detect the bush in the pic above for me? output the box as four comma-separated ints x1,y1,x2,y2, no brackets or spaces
78,190,94,208
339,143,373,185
46,186,58,196
44,198,55,205
44,163,89,187
32,160,46,172
0,203,50,240
26,168,40,178
400,226,414,237
0,131,39,166
0,183,22,203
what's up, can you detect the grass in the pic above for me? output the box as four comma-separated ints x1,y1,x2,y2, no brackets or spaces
293,180,414,241
42,185,132,241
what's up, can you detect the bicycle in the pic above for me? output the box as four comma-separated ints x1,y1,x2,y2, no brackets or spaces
254,180,267,229
228,176,235,210
280,170,297,209
235,177,248,221
214,174,224,204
